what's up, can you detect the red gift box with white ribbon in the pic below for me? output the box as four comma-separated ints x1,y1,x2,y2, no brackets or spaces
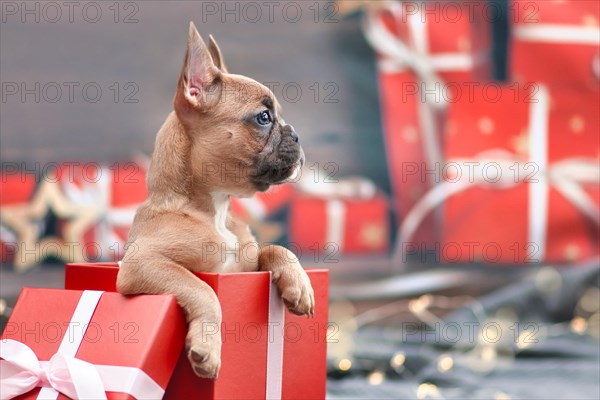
363,1,491,244
510,0,600,89
395,85,599,264
64,263,329,399
0,288,186,399
56,163,147,262
289,195,390,256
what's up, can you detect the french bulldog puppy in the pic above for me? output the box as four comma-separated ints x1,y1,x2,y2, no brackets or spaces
116,22,314,379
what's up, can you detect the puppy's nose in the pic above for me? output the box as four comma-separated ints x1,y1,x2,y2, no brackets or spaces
283,124,299,143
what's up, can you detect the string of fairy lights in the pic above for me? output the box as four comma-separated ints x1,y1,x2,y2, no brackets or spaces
326,266,600,399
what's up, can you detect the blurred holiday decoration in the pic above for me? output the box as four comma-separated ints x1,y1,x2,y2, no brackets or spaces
289,194,390,257
327,259,600,399
394,85,600,265
289,165,391,258
510,0,600,89
363,0,491,247
362,0,600,268
0,162,147,271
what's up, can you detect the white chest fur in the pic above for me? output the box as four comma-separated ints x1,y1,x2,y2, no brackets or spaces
211,193,238,269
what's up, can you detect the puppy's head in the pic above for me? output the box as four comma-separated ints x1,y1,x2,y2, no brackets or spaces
173,22,304,197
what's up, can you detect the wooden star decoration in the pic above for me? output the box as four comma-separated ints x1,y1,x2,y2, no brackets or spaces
0,176,99,272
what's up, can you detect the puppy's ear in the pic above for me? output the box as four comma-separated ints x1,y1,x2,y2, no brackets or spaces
208,35,228,73
175,22,222,111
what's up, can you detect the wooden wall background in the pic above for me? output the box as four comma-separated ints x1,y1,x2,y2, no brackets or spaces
0,1,390,192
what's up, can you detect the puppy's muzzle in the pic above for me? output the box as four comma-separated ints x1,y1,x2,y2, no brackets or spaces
282,124,299,143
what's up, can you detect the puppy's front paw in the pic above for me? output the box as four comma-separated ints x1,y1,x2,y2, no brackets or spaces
186,321,222,379
188,342,221,379
278,268,315,317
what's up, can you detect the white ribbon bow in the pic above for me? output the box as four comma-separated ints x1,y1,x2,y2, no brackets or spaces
0,340,107,400
0,290,165,400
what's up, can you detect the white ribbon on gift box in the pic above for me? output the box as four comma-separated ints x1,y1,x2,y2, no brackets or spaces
266,277,286,399
392,85,600,264
0,290,165,400
362,2,486,173
362,4,445,169
513,23,600,45
513,22,600,82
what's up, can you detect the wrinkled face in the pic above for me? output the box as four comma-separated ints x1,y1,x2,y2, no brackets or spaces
243,85,305,192
173,24,304,197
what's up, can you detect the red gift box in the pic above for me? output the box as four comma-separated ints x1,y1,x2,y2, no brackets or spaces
230,183,294,220
65,262,329,399
289,195,390,256
363,1,491,243
1,288,185,399
510,0,600,89
397,85,600,264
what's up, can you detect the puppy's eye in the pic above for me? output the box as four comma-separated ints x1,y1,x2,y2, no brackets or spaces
256,111,272,126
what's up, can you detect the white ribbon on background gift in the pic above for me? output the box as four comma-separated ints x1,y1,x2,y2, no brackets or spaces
0,290,164,400
513,23,600,46
362,2,485,171
325,200,347,251
61,166,138,257
362,3,445,168
392,85,600,264
513,22,600,82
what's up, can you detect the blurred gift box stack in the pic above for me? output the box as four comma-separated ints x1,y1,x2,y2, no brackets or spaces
371,0,600,267
1,0,598,273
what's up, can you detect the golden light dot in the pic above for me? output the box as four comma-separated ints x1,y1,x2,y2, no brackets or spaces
409,295,432,314
535,267,562,295
517,331,534,349
417,383,439,399
495,307,519,322
457,36,472,52
368,370,385,385
494,392,512,400
478,117,495,135
390,352,406,368
438,355,454,372
583,14,599,27
587,313,600,340
578,287,600,313
563,244,581,262
360,223,386,248
481,346,497,362
338,358,352,371
403,126,419,143
570,115,585,134
0,298,6,316
571,317,588,334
